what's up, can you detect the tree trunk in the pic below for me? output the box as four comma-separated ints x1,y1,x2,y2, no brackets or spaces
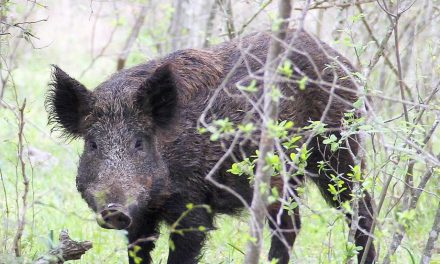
168,0,214,51
244,1,292,263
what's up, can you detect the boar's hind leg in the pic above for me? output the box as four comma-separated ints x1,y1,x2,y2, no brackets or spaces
267,193,301,264
166,206,213,264
307,134,376,264
127,217,159,264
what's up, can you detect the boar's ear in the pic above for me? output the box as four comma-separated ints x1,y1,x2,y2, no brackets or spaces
137,63,178,128
46,65,92,138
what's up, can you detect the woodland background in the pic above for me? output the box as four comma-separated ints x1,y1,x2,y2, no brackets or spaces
1,0,440,263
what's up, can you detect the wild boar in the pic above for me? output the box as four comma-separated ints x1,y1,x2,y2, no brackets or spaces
46,30,376,264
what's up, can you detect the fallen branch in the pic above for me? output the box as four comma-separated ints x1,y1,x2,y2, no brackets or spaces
34,230,92,264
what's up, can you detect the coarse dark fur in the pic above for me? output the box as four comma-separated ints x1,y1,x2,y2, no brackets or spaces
46,30,376,264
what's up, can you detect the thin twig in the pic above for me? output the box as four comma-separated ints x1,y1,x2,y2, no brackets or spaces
79,3,121,78
12,100,29,257
293,0,375,10
237,0,273,36
0,168,9,251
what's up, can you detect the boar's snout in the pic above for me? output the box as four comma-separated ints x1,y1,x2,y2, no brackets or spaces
96,203,132,230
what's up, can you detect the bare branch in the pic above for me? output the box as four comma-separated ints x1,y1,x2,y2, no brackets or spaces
420,198,440,264
12,100,29,257
237,0,273,36
293,0,375,10
218,0,236,39
116,6,147,70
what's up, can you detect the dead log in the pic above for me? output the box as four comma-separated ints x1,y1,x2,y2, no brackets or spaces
34,230,92,264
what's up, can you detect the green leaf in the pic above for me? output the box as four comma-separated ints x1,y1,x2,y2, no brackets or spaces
238,123,256,134
265,152,281,172
328,184,337,195
228,163,242,175
282,197,298,216
210,133,220,141
270,86,282,102
278,60,293,77
237,79,258,93
323,134,337,144
401,245,416,264
227,158,255,178
128,245,143,264
268,187,279,204
347,165,362,181
198,127,208,134
330,142,340,152
169,239,175,251
349,12,365,23
283,135,302,149
304,120,327,135
353,98,364,109
298,76,308,90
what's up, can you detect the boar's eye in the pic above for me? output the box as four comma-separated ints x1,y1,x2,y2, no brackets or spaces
88,140,98,150
134,138,143,151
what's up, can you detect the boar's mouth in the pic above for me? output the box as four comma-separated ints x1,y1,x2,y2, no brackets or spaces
96,203,132,230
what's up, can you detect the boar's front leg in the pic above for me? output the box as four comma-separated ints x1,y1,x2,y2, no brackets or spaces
165,205,213,264
127,216,159,264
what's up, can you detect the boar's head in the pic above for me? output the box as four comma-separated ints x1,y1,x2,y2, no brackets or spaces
46,64,178,230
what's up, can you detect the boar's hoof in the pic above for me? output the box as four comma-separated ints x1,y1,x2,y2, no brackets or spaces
97,204,132,230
